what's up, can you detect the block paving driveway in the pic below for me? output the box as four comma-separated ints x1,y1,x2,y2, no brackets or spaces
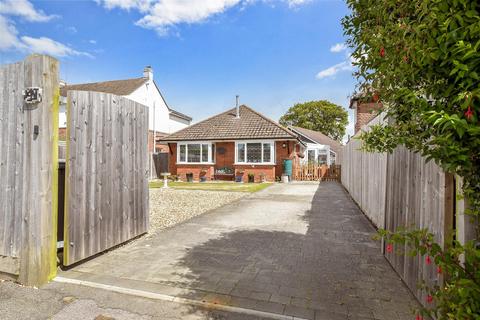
59,182,419,320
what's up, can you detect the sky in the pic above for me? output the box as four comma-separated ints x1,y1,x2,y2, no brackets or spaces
0,0,357,139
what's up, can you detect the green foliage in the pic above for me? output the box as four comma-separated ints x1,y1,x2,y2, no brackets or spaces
343,0,480,318
378,228,480,319
279,100,348,142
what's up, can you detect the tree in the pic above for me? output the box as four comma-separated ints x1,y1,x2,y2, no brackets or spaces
343,0,480,318
279,100,348,141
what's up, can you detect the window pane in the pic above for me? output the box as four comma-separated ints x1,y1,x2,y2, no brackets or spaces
263,143,271,162
187,144,201,162
318,150,327,165
201,144,209,162
179,145,186,162
307,150,315,163
330,151,336,165
247,143,262,163
237,143,245,162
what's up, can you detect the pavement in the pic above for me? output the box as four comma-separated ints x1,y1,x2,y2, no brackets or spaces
1,182,420,319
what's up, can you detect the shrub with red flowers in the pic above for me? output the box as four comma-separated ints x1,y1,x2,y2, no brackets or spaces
343,0,480,319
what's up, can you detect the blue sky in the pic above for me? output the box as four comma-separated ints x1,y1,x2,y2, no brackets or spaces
0,0,356,137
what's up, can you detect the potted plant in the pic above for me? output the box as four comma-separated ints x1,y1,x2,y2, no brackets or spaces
199,169,208,182
186,172,194,183
248,173,255,183
235,169,244,183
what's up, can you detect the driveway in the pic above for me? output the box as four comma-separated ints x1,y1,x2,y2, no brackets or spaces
56,182,419,320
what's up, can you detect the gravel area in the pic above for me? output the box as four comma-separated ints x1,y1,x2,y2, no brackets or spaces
148,189,247,234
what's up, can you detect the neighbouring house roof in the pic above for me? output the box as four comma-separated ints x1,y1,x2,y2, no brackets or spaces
289,126,342,155
60,78,147,97
59,78,192,122
161,105,298,142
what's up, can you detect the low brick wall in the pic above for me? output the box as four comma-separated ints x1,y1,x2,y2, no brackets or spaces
177,165,214,181
234,165,275,182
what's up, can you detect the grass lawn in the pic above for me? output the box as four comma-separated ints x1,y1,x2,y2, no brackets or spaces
149,181,272,192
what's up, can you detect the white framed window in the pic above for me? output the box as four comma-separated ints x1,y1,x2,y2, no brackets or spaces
177,142,214,164
235,141,275,165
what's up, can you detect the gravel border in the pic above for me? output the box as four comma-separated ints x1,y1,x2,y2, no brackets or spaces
148,188,247,234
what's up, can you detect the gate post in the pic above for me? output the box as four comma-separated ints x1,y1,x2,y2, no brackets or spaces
0,54,59,285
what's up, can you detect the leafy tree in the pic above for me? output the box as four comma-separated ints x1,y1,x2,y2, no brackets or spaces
343,0,480,318
279,100,348,141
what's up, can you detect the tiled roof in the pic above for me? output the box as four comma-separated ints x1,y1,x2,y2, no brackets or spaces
290,126,342,154
161,105,297,141
60,78,147,97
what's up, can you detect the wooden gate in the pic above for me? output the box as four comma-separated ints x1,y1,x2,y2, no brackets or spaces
294,164,341,181
63,90,149,266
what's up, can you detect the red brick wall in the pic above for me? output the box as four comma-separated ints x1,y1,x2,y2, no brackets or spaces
167,140,300,182
355,102,383,134
177,165,215,181
275,140,298,179
234,165,275,182
59,127,67,141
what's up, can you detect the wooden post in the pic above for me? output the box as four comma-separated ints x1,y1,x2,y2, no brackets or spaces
0,54,59,285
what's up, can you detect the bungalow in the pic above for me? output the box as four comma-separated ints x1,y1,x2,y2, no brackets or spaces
288,126,342,166
59,66,192,153
161,105,304,182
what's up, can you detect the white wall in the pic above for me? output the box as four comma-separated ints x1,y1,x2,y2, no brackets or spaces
127,80,189,134
302,143,334,165
58,78,191,133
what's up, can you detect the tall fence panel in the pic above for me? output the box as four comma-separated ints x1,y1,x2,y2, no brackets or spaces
341,115,454,306
341,116,387,228
384,146,453,302
64,91,149,266
0,55,59,285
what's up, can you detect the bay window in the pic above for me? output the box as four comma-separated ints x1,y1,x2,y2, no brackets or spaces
236,141,275,164
177,142,214,164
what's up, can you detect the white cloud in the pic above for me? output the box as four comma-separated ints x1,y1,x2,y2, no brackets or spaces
97,0,310,36
0,1,91,58
330,42,346,53
89,40,97,44
21,36,93,58
316,61,352,79
0,15,25,50
0,0,57,22
286,0,311,8
136,0,240,35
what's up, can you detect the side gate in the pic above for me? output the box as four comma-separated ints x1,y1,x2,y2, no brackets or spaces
63,90,149,266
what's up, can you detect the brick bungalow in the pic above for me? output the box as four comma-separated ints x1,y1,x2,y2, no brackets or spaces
160,105,305,182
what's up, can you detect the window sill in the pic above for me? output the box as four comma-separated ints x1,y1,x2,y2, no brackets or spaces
234,163,276,166
177,162,215,165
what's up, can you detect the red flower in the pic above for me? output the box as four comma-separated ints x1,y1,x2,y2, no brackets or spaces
380,47,385,57
416,315,423,320
437,266,442,274
465,106,474,120
386,243,393,253
426,295,433,303
426,256,432,265
373,93,380,102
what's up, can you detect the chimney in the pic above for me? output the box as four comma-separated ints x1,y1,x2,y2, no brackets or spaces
236,95,240,118
143,66,153,81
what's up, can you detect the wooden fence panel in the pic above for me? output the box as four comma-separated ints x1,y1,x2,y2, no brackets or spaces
0,55,59,285
64,91,149,266
384,146,453,303
341,116,387,228
342,114,454,306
